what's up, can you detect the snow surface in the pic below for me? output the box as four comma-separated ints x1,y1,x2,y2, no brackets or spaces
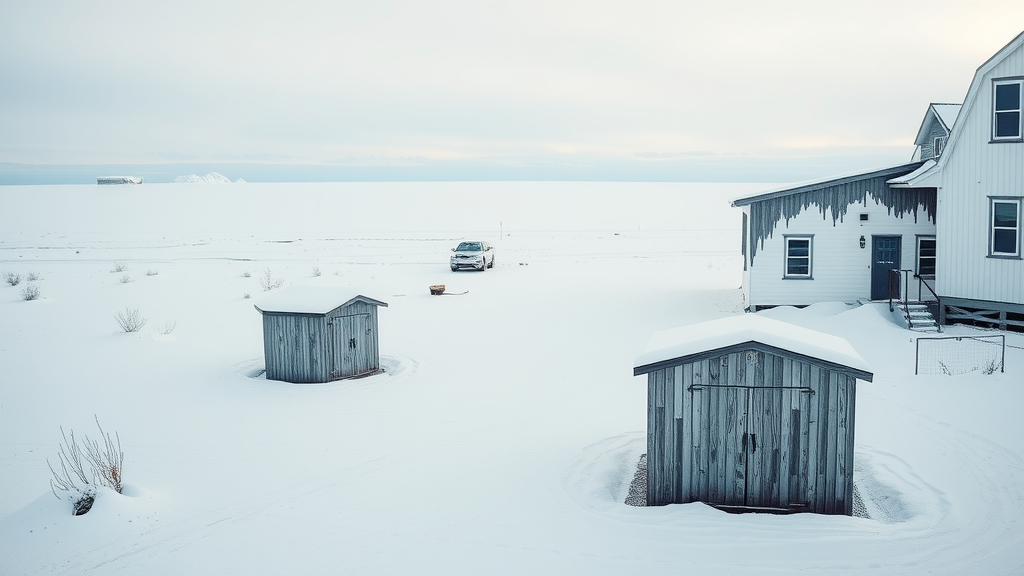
634,313,872,375
254,285,387,315
1,181,1022,576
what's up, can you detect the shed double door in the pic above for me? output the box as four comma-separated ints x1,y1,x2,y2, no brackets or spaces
691,385,810,510
328,313,372,378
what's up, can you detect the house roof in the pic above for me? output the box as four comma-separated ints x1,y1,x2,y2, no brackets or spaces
730,162,923,207
254,285,388,315
904,31,1024,185
913,103,962,145
633,314,873,380
886,159,937,187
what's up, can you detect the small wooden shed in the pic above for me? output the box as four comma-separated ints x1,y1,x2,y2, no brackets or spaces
633,314,873,515
255,286,387,383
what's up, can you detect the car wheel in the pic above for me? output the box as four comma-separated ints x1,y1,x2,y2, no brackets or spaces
479,259,487,271
488,256,494,269
451,266,458,272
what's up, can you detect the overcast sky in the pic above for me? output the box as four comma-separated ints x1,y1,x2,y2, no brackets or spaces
1,1,1022,181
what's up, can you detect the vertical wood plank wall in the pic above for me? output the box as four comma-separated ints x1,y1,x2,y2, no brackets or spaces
263,313,329,383
262,301,382,383
646,348,857,515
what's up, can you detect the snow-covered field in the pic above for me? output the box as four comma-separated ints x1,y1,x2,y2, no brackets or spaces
1,181,1022,575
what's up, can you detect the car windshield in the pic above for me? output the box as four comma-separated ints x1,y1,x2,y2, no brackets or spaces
456,242,482,251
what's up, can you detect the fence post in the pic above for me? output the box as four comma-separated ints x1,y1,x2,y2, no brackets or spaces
915,338,920,375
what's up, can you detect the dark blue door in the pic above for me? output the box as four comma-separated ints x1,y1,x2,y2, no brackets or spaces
871,236,901,300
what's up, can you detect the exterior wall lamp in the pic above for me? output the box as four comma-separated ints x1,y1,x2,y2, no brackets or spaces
859,235,866,249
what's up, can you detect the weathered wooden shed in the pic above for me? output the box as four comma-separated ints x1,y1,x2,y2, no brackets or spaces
255,286,387,383
633,314,873,515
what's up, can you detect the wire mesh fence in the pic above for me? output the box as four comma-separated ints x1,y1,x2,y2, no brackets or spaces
916,335,1005,375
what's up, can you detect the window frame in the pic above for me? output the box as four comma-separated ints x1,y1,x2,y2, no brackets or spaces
992,79,1023,141
989,197,1022,258
783,235,813,279
916,235,936,278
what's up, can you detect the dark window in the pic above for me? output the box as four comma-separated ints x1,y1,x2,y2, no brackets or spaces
917,237,936,276
991,199,1020,256
994,81,1022,139
784,236,812,278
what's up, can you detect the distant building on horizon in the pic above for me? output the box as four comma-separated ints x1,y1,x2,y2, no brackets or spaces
97,176,143,185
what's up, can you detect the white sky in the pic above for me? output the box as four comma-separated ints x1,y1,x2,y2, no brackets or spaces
1,0,1022,178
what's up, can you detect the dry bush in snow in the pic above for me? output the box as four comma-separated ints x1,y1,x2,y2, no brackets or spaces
110,262,128,273
27,272,41,281
145,269,159,276
3,272,22,286
48,417,124,515
119,275,132,284
160,320,177,335
259,267,284,291
114,308,147,332
312,266,321,277
21,284,41,300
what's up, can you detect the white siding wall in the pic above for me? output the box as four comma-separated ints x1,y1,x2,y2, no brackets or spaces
937,46,1024,305
746,198,936,308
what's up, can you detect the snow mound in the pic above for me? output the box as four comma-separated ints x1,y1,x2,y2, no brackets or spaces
172,173,233,184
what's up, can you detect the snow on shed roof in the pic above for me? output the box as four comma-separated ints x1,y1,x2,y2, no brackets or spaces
633,314,872,379
254,285,388,315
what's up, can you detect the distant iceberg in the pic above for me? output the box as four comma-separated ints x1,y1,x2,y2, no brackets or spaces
97,176,143,185
173,172,238,183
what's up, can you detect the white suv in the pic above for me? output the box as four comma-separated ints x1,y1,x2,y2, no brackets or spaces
450,241,495,271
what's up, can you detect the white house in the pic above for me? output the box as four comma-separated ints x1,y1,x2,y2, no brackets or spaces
892,31,1024,331
733,31,1024,332
732,163,939,313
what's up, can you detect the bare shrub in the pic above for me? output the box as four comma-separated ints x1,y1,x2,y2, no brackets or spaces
27,272,41,281
311,266,321,277
21,283,41,300
259,267,284,291
160,320,177,335
119,275,132,284
243,293,251,299
110,262,128,273
83,417,124,495
47,417,125,515
242,271,251,278
114,308,147,332
145,269,159,277
982,358,1003,375
48,427,95,515
3,272,22,286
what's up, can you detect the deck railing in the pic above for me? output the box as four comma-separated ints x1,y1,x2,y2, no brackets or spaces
888,269,911,318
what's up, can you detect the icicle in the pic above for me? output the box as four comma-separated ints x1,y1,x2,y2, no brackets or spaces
748,178,936,264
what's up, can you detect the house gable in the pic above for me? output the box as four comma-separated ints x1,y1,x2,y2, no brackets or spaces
927,32,1024,171
913,103,961,160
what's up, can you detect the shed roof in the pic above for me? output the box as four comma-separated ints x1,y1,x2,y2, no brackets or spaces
254,285,388,315
633,314,873,380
